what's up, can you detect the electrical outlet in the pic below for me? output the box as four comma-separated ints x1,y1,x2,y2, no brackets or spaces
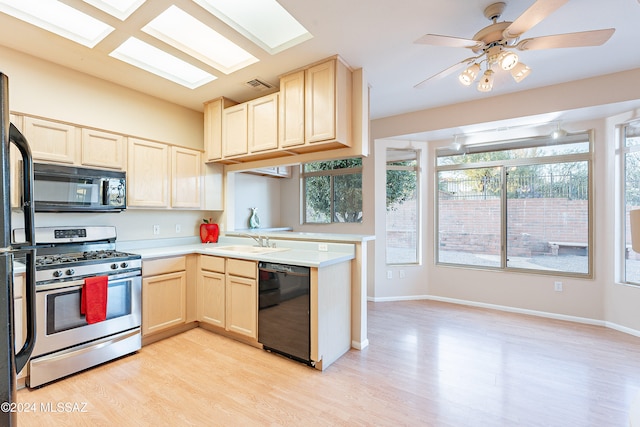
175,224,181,233
318,243,328,252
387,270,392,279
153,225,160,235
554,281,563,292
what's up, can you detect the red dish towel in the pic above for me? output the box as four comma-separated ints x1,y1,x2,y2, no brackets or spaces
81,276,108,324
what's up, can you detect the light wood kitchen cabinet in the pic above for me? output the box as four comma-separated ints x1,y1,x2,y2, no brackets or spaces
248,93,279,153
16,115,127,170
22,116,77,164
142,257,187,336
198,256,257,340
222,93,280,159
171,146,201,209
128,138,203,210
279,57,352,152
204,97,238,162
278,70,305,148
198,256,226,328
222,103,248,158
226,259,257,339
127,138,169,208
81,128,126,170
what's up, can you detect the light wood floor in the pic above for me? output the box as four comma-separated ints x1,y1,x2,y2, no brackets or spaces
16,300,640,426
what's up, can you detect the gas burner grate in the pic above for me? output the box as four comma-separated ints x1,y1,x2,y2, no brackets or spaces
36,250,139,267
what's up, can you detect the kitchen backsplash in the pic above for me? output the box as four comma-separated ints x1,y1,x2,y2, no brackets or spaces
11,209,221,242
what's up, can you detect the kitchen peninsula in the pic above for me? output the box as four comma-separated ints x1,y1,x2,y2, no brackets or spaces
119,232,372,370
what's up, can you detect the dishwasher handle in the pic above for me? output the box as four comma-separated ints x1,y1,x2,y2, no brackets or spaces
258,262,309,277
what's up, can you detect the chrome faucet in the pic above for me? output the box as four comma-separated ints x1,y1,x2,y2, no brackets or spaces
239,233,269,247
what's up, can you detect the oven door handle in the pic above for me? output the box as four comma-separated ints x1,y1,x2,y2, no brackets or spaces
36,272,139,292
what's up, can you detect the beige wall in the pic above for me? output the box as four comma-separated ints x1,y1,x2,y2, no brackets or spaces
1,45,203,150
370,67,640,333
232,172,283,230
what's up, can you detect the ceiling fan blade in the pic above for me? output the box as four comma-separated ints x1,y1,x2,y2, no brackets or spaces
503,0,570,39
414,34,484,50
414,58,476,89
516,28,615,50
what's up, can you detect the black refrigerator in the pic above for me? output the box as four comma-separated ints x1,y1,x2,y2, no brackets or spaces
0,72,37,426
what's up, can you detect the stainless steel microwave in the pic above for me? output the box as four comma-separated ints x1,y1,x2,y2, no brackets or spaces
32,163,126,212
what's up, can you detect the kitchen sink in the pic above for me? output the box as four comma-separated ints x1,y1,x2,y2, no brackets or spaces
207,245,289,254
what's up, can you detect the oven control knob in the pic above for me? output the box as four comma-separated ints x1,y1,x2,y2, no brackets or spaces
121,262,129,269
66,269,75,276
52,270,63,278
111,263,119,270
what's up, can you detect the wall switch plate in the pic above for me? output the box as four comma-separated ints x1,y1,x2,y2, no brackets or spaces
399,270,405,279
387,270,392,279
318,243,328,251
554,281,563,292
153,225,160,235
175,224,181,233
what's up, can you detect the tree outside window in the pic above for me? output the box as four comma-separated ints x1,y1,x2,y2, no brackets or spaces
302,158,363,223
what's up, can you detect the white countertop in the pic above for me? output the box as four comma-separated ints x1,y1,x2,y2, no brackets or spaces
119,237,355,268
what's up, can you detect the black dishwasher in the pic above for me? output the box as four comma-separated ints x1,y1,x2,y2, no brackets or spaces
258,262,312,365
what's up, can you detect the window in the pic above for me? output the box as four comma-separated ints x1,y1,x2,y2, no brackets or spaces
436,132,592,276
622,120,640,284
386,149,419,264
302,158,362,224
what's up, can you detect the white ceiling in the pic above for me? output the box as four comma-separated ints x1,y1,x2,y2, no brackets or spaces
1,0,639,122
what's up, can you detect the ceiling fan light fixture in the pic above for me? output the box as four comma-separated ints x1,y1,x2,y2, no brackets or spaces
458,63,481,86
477,69,494,92
510,62,531,83
498,50,519,70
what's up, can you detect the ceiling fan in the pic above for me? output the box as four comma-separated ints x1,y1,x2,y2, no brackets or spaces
414,0,615,92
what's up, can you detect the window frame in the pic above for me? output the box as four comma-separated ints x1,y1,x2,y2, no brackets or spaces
385,148,421,266
435,131,594,278
301,158,363,224
621,120,640,285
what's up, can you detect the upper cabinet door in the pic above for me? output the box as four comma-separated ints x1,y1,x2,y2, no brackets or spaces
222,103,248,158
171,146,201,209
23,117,77,164
248,93,279,153
81,128,126,170
204,97,237,162
305,60,336,144
127,138,169,208
278,70,305,148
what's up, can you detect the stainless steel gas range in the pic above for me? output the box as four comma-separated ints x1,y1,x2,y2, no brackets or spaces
14,226,141,388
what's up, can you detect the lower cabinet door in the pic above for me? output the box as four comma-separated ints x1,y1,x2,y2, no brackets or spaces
199,271,226,328
142,271,186,336
226,275,257,339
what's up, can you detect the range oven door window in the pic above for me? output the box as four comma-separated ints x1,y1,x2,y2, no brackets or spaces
46,280,132,334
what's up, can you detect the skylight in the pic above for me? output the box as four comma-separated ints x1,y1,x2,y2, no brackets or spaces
193,0,312,54
83,0,146,21
0,0,114,48
143,5,258,75
109,37,216,89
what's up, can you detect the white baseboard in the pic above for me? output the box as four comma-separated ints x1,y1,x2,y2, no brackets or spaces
369,294,636,328
351,339,369,350
605,321,640,338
